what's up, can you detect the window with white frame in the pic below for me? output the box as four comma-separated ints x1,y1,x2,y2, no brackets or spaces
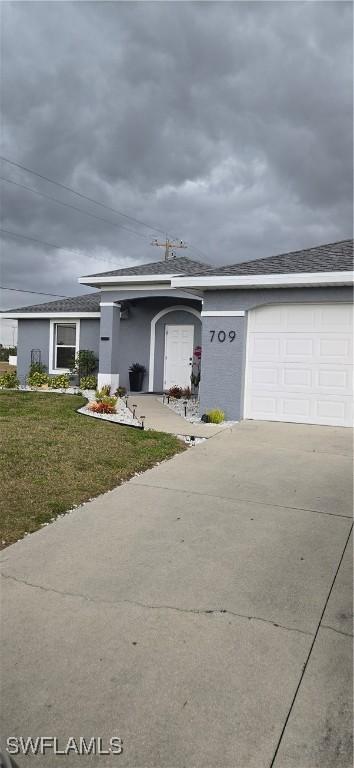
50,320,80,372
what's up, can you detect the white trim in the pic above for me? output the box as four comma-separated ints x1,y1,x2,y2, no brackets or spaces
79,274,181,286
148,304,201,391
171,271,354,289
2,312,100,319
99,302,121,307
99,285,203,299
201,310,246,317
98,284,174,291
49,318,80,374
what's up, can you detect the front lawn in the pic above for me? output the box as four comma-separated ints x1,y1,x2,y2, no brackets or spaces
0,391,185,547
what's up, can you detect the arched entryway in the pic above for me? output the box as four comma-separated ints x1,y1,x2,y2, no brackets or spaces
148,305,201,391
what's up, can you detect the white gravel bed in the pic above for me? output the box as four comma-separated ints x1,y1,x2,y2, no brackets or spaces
159,395,201,422
16,385,95,397
159,395,237,428
79,397,142,427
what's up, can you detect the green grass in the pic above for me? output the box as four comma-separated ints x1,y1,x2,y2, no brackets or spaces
0,391,185,547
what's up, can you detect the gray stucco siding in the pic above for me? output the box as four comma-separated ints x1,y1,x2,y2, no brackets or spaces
15,300,202,389
199,285,353,420
16,318,100,383
199,315,246,420
79,319,100,358
17,320,50,384
202,286,353,311
116,299,201,390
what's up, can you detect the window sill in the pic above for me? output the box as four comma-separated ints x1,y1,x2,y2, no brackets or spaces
49,368,72,375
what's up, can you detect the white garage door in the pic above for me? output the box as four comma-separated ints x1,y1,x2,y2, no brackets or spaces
244,303,353,427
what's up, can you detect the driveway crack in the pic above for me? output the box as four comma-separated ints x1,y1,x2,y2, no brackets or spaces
320,623,353,638
1,571,312,637
131,482,351,519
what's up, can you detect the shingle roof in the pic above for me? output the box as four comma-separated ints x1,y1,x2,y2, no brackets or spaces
83,256,213,278
3,292,101,313
189,239,353,277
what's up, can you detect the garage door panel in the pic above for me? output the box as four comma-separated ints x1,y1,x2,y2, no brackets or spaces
251,366,279,386
319,338,351,361
249,336,281,359
248,305,284,330
283,368,312,387
316,399,347,421
244,304,353,427
317,368,351,390
283,337,314,357
285,306,317,330
318,304,353,330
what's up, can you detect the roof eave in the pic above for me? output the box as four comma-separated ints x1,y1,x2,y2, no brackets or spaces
1,311,101,319
78,273,182,287
171,271,354,289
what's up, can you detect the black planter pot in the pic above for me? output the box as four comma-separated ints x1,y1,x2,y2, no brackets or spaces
129,370,145,392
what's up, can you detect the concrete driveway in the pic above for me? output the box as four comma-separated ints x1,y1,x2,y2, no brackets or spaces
0,421,352,767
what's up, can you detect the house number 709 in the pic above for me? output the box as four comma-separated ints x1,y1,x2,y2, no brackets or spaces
209,330,236,342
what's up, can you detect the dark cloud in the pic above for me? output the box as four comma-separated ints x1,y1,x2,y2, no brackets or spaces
1,0,352,310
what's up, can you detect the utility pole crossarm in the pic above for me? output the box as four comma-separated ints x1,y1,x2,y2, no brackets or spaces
151,237,187,261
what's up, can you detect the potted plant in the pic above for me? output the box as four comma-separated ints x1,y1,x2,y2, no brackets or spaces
129,363,146,392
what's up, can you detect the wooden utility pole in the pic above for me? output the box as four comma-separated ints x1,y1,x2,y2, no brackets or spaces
151,237,187,261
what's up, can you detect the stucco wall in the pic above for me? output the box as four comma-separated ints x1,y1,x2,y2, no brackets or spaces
17,318,100,384
117,299,201,390
16,298,201,390
199,286,353,420
17,320,50,383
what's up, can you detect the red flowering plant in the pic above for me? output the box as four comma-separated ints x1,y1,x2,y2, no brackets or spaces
89,396,117,414
190,345,202,391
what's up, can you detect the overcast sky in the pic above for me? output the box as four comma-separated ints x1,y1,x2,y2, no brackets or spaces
1,0,352,310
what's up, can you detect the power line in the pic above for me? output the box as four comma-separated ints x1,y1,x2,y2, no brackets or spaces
0,226,79,252
0,176,149,240
0,154,174,239
0,285,70,298
0,154,214,260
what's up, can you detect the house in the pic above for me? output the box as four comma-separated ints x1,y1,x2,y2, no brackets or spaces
3,239,353,427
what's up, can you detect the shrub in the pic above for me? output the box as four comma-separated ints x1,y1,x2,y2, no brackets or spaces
167,386,183,399
72,350,98,378
206,409,225,424
116,386,126,397
181,387,192,399
27,371,49,388
89,396,117,414
29,361,47,376
95,385,111,399
50,374,70,389
0,371,19,388
80,375,97,390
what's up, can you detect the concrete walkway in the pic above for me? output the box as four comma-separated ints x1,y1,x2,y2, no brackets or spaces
0,421,352,767
126,393,228,437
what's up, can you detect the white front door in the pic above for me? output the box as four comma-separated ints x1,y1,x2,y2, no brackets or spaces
244,303,353,427
164,325,194,390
